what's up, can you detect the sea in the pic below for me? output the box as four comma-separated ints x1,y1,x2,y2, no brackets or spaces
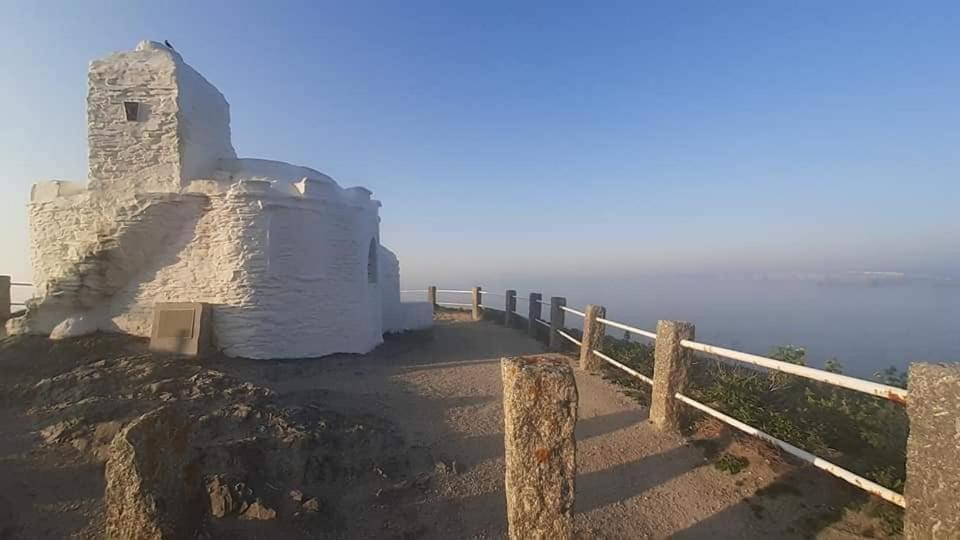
413,274,960,379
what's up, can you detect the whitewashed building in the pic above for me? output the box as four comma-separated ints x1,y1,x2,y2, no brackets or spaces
8,40,430,358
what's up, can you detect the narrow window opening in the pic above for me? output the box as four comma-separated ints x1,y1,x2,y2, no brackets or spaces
123,101,140,121
367,238,378,284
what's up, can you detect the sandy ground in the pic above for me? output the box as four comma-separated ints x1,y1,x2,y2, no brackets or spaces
0,312,890,538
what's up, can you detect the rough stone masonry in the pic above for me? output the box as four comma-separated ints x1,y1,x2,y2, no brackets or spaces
501,354,578,540
904,363,960,539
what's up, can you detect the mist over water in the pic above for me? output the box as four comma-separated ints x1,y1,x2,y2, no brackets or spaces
418,275,960,378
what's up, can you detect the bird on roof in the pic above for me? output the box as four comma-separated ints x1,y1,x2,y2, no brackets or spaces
164,40,174,50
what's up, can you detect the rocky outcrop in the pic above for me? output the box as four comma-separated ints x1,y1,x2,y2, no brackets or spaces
104,405,202,540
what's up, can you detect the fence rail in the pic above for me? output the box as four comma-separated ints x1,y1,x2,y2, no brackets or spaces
680,339,908,403
2,278,33,316
674,392,906,507
421,284,926,519
559,305,585,318
596,316,656,340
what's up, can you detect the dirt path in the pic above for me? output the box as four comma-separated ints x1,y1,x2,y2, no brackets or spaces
0,314,883,538
239,313,878,539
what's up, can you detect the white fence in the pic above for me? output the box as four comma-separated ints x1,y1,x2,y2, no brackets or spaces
413,285,909,508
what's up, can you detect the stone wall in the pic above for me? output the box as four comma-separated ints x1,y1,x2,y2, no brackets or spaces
87,43,183,194
176,60,236,183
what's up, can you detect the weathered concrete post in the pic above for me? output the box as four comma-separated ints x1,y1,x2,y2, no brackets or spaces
549,297,567,352
904,363,960,539
528,293,542,338
0,276,10,321
427,286,437,311
650,320,695,431
504,290,517,327
471,286,482,321
579,304,607,371
501,355,578,540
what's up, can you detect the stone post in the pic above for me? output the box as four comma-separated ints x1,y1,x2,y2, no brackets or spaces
0,276,9,321
471,286,482,321
549,297,567,352
904,363,960,539
528,293,542,338
579,304,606,371
504,290,517,327
427,286,437,311
501,355,578,540
650,320,695,431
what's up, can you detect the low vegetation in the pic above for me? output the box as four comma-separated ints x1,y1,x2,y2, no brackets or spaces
714,453,750,475
594,332,909,534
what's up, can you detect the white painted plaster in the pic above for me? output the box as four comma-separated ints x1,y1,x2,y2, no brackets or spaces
8,40,428,358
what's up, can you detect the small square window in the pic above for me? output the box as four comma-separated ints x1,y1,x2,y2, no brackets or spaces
123,101,140,121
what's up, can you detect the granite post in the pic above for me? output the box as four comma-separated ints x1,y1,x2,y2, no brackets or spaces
427,286,437,311
549,297,567,352
501,355,578,540
579,304,607,371
528,292,542,338
0,276,10,321
904,363,960,539
504,290,517,327
471,286,482,321
650,320,695,431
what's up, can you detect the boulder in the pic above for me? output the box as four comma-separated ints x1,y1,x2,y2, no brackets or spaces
104,405,201,539
49,314,98,340
240,500,276,520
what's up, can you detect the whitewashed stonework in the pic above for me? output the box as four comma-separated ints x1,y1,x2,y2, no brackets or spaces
9,40,430,358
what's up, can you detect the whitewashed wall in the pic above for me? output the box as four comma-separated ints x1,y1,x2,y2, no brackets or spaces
7,40,429,358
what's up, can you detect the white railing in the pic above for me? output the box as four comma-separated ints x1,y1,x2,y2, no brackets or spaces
594,348,654,386
674,392,905,506
595,317,656,340
535,296,909,508
680,339,907,403
556,329,581,346
559,305,585,318
6,280,33,308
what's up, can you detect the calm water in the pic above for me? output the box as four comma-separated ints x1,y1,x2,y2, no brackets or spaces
426,276,960,378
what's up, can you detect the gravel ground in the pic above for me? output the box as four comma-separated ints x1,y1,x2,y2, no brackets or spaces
0,312,890,538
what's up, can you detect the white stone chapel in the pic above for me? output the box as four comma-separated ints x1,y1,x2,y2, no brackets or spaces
8,40,430,358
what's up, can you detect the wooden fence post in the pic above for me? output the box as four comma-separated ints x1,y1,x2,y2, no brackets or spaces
528,293,542,338
504,290,517,327
502,355,577,540
650,320,695,431
549,297,567,351
471,286,482,321
579,304,606,371
427,286,437,311
0,275,10,321
904,363,960,538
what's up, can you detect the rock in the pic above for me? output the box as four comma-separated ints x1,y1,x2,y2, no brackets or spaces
301,497,321,513
239,500,276,521
71,437,90,453
94,420,123,442
206,476,238,518
49,314,98,340
39,420,76,444
289,489,303,503
104,405,201,540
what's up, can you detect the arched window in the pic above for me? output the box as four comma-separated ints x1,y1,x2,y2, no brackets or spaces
367,238,378,284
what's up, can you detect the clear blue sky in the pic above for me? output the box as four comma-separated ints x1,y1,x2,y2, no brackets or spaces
2,1,958,287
